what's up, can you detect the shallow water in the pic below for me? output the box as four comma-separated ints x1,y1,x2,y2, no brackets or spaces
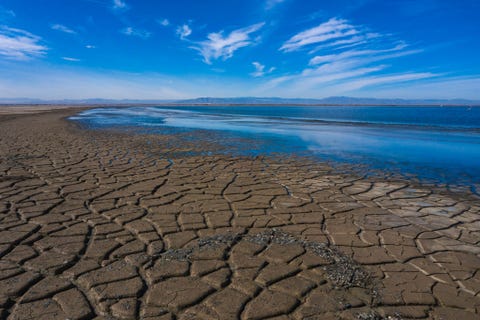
71,106,480,191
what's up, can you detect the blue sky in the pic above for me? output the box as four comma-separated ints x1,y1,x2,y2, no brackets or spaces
0,0,479,100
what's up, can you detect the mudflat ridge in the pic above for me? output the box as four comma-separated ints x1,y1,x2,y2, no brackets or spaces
0,109,479,319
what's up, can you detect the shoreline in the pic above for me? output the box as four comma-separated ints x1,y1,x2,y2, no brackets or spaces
72,105,480,196
0,108,479,319
2,103,480,109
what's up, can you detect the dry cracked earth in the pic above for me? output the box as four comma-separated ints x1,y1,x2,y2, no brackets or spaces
0,109,479,320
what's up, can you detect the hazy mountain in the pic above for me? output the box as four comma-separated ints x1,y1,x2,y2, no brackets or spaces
175,96,480,106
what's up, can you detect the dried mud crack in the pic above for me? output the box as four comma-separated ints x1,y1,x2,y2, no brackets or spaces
0,109,479,320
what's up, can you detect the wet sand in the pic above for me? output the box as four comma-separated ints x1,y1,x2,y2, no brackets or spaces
0,105,80,115
0,108,479,319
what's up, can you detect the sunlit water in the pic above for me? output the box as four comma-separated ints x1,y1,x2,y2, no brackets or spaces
70,106,480,192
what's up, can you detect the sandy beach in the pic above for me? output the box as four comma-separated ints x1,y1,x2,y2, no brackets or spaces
0,107,479,320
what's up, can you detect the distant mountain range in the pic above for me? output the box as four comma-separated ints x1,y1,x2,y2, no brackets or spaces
175,97,480,106
1,96,479,106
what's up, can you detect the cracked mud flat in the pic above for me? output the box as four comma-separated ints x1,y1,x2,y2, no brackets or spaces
0,109,479,320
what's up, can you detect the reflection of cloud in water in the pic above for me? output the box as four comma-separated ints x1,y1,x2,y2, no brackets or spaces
71,106,480,188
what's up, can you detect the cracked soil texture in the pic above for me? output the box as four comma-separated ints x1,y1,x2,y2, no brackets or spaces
0,109,479,320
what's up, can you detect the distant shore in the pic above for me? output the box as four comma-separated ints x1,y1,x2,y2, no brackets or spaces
1,102,480,113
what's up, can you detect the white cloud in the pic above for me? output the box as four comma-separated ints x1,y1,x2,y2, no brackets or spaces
262,63,387,93
308,33,380,54
261,16,436,97
85,44,95,49
332,72,437,92
62,57,81,62
158,19,170,27
0,26,47,60
113,0,128,10
265,0,285,10
257,69,441,98
176,24,191,40
1,60,478,100
280,18,359,52
121,27,151,39
251,62,265,77
51,24,76,34
251,62,275,77
262,51,436,95
308,43,411,65
357,76,480,100
190,22,265,64
0,6,15,20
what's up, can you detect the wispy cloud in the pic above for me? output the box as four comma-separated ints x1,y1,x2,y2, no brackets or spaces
158,18,170,27
112,0,128,10
62,57,81,62
85,44,96,49
0,26,47,60
251,62,275,77
51,24,76,34
308,43,417,66
264,53,434,95
190,22,265,64
331,72,437,92
265,0,285,10
357,76,480,99
176,24,191,40
261,17,435,96
0,6,15,20
280,18,359,52
121,27,151,39
308,33,380,54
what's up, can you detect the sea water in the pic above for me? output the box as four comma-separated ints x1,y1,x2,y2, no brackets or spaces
70,106,480,192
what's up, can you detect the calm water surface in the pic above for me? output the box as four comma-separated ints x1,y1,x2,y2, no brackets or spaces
70,106,480,191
